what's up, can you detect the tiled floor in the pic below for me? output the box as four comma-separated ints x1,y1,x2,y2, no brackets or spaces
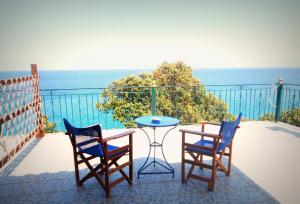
1,121,300,203
0,158,278,204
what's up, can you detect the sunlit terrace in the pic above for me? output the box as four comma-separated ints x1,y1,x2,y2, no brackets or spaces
0,121,300,203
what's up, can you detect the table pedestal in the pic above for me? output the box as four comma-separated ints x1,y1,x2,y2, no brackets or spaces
137,126,176,178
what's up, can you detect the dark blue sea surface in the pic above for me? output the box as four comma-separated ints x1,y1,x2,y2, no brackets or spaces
1,68,300,130
1,68,300,89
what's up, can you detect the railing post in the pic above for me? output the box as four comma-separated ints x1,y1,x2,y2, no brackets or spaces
275,78,284,122
31,64,45,137
151,82,157,115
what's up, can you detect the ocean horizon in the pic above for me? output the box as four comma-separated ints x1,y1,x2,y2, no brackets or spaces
1,68,300,89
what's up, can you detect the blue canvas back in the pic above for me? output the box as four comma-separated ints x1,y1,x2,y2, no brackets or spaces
63,118,103,154
63,118,102,138
218,113,242,149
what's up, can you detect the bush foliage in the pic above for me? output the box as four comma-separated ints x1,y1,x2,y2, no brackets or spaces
281,109,300,127
260,108,300,127
97,61,234,127
43,116,57,133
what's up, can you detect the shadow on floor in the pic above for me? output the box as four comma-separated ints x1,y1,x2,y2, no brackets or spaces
266,126,300,138
0,158,278,204
0,138,40,176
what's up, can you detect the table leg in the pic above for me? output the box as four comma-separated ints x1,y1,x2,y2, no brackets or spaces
137,126,176,178
137,127,152,179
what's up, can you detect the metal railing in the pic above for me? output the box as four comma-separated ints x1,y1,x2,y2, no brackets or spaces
41,82,300,131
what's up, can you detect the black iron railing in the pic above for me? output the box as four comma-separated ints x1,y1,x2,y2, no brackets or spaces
41,82,300,131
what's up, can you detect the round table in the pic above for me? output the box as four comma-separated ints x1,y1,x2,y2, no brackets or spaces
134,116,179,178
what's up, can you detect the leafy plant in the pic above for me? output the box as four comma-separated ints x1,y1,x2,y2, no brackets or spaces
260,113,275,121
97,61,233,127
43,116,57,133
281,108,300,127
260,108,300,127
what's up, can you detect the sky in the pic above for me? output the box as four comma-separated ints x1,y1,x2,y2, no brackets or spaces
0,0,300,71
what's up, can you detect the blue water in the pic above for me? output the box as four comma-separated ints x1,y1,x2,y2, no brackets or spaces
1,68,300,130
1,68,300,89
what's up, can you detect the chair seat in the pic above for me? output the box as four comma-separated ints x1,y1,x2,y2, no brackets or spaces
80,144,127,158
185,139,227,155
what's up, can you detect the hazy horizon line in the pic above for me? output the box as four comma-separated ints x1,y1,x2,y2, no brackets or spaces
1,66,300,72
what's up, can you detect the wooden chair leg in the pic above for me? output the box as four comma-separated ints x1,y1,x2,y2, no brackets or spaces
209,154,217,191
104,162,110,199
181,132,185,183
227,142,233,176
200,154,203,169
73,153,81,186
129,134,133,184
187,153,200,181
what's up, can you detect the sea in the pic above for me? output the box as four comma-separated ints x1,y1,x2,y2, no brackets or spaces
1,68,300,89
1,68,300,130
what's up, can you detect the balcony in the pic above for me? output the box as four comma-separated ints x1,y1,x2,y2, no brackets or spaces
1,121,299,203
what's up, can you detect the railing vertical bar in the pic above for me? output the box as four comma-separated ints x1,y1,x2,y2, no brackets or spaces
258,90,262,119
97,93,100,122
284,88,289,111
264,89,268,116
104,93,108,128
298,89,300,108
92,94,95,124
249,89,252,119
58,95,63,129
197,86,200,122
78,95,82,127
65,94,68,120
273,88,277,117
292,89,296,109
85,94,89,124
71,95,74,124
50,90,55,122
288,89,292,110
283,88,288,112
225,90,229,113
233,88,236,114
245,89,248,119
239,85,242,115
253,89,257,119
269,88,272,116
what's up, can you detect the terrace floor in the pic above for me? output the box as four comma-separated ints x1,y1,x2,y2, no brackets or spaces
0,121,300,203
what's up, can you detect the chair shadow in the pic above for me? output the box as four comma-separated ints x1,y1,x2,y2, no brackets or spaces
266,126,300,139
0,138,40,176
0,157,279,203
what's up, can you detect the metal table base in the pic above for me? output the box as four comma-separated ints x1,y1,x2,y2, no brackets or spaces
137,126,176,178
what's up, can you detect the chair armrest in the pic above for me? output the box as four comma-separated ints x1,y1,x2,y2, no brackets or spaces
100,130,135,143
200,121,222,126
179,129,221,139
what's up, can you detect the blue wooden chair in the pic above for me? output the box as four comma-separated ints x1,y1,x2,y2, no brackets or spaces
180,113,242,191
63,118,134,198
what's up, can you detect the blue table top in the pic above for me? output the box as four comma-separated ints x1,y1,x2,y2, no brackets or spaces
134,116,179,127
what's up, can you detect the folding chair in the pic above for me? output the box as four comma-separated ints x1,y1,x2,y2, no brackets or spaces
63,118,134,198
180,113,242,191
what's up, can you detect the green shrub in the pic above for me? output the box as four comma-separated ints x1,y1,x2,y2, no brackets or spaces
281,108,300,127
260,113,275,121
43,116,57,133
260,108,300,127
97,61,234,127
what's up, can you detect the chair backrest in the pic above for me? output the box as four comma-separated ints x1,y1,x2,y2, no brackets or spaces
219,113,242,148
63,118,102,150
